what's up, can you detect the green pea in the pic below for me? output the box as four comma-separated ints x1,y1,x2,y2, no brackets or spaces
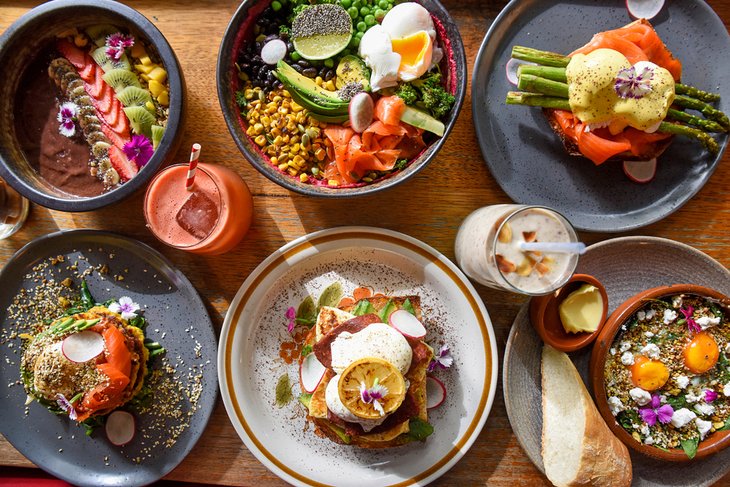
350,37,361,48
364,14,376,25
290,51,301,61
374,8,385,20
352,0,361,9
359,6,370,16
324,58,334,68
378,0,389,9
355,31,364,39
271,0,282,11
356,21,367,32
347,6,359,18
339,0,351,7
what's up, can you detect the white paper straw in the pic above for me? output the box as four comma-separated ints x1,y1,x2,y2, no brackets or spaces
519,241,587,254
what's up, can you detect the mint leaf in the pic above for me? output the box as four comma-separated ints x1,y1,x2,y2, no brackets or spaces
297,295,317,324
275,374,293,408
317,282,343,310
402,298,416,316
407,418,434,441
680,436,699,459
352,299,375,316
378,299,395,322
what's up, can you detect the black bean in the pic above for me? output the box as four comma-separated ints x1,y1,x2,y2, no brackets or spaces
291,63,304,73
302,67,318,78
267,70,276,82
318,67,328,78
253,55,263,64
324,69,335,81
296,59,310,68
287,42,294,51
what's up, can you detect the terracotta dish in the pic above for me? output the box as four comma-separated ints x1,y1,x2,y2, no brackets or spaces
590,284,730,462
530,273,608,353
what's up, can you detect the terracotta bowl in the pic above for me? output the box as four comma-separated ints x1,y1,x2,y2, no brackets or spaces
216,0,466,196
590,284,730,462
0,0,185,212
529,273,608,353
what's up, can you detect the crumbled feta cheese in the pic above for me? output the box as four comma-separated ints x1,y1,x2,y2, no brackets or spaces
676,375,690,389
695,402,715,416
663,309,678,324
645,331,654,338
621,351,635,366
670,408,697,428
608,396,624,416
629,387,652,406
696,418,712,439
686,391,702,403
640,343,661,360
620,341,632,352
644,436,654,445
610,347,617,356
646,309,656,319
637,310,646,321
697,315,721,330
672,296,683,308
640,424,651,436
723,383,730,397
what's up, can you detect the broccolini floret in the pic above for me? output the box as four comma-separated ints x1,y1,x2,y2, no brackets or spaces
396,72,456,120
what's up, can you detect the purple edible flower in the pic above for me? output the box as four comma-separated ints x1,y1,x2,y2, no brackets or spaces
122,135,154,168
639,394,674,427
105,32,135,61
428,344,453,373
705,389,719,403
56,393,78,420
614,65,654,99
57,101,78,137
359,379,389,416
285,306,296,333
680,305,701,333
108,296,140,320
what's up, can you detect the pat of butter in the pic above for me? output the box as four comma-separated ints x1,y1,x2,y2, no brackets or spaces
559,284,603,334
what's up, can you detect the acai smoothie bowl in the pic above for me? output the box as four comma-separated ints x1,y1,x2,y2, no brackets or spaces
0,0,184,212
217,0,466,196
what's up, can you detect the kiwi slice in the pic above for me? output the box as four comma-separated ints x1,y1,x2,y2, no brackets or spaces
103,69,141,93
151,125,165,149
92,47,131,72
85,24,120,47
117,86,152,107
123,106,155,136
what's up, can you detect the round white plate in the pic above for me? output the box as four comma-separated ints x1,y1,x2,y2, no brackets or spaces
218,226,498,486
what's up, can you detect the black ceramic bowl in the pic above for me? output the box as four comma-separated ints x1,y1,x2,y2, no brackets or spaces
217,0,466,197
0,0,185,212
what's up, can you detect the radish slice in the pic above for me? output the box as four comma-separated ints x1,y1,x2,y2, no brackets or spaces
61,331,105,363
349,92,374,133
623,159,657,183
626,0,664,20
426,376,446,409
505,58,533,86
261,39,287,65
300,353,326,393
389,309,427,339
105,410,136,446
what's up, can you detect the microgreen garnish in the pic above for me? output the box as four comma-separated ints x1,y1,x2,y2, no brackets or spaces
614,65,654,99
680,305,700,333
122,135,154,168
428,344,453,373
57,102,78,137
108,296,140,320
359,378,388,416
105,32,134,61
639,394,673,426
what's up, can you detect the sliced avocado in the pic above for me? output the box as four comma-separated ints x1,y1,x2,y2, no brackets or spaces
326,422,352,444
335,55,371,92
277,60,343,103
287,88,348,117
400,106,445,136
308,111,349,123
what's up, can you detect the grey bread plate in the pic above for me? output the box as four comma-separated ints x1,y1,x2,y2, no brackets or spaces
0,230,218,487
472,0,730,232
503,236,730,486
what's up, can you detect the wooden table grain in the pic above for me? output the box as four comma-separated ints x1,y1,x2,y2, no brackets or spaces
1,0,729,485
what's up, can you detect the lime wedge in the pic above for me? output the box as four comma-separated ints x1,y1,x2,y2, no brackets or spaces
293,33,351,61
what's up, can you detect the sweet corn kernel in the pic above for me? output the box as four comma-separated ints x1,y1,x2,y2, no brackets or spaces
300,173,309,182
291,102,303,112
287,168,298,176
293,155,305,167
261,116,271,126
254,123,264,134
315,148,326,161
272,95,282,103
273,135,283,146
254,135,267,146
328,179,338,186
325,80,336,91
271,157,278,164
291,143,300,153
278,163,288,171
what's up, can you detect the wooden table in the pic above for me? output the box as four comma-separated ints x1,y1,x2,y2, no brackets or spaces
1,0,729,485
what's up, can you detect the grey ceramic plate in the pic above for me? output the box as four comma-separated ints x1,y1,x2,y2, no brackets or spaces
503,236,730,486
472,0,730,232
0,230,217,487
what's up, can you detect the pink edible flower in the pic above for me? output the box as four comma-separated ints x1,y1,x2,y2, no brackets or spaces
428,344,453,373
705,389,719,403
105,32,135,61
122,135,154,167
285,306,296,333
680,306,701,333
639,394,673,427
56,393,78,421
359,379,389,416
615,65,654,99
57,102,78,137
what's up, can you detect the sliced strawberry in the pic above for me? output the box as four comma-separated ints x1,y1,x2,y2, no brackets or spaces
94,83,114,114
105,99,121,127
79,56,96,83
108,146,139,181
110,110,131,136
93,65,105,97
56,39,86,70
101,123,130,150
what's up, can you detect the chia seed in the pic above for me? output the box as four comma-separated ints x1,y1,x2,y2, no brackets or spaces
337,82,364,102
291,4,351,39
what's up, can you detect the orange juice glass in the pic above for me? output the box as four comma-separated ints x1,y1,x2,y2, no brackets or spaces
144,163,253,255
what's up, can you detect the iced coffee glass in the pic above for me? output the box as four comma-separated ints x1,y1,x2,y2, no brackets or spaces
0,178,29,239
455,205,579,295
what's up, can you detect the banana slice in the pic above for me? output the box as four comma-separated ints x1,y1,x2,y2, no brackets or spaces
338,357,406,420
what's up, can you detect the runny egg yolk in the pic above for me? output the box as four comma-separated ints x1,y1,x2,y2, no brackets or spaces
390,30,432,81
684,331,719,374
630,356,669,391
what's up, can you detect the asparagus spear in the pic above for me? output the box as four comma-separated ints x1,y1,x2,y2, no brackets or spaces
666,108,727,133
675,83,721,103
518,65,568,83
518,74,569,98
657,122,719,154
511,46,570,67
673,95,730,129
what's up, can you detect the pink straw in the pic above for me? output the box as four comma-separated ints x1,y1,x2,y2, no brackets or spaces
186,143,201,191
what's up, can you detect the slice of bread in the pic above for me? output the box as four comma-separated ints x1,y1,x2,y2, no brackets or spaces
541,345,632,487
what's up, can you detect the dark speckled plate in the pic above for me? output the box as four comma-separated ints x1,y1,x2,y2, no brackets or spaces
472,0,730,232
0,230,217,487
